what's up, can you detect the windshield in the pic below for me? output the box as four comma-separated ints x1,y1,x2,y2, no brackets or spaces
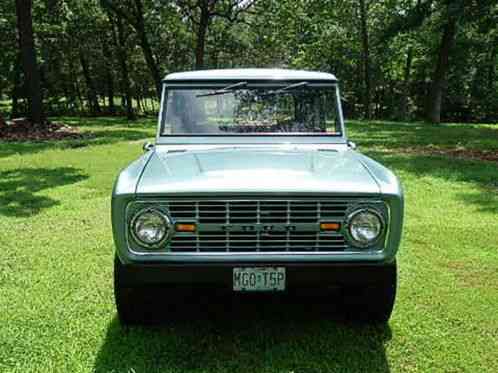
161,85,342,135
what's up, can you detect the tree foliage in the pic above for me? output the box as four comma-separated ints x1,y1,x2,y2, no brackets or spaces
1,0,497,123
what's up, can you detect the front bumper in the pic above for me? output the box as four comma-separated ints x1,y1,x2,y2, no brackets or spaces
116,260,396,288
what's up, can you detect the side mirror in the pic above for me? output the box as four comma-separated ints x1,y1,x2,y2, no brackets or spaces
143,142,155,152
347,141,357,150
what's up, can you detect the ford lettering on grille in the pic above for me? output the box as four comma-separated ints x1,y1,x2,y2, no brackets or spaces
220,224,298,232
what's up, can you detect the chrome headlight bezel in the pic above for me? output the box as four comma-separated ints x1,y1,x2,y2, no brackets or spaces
344,207,386,249
130,208,174,248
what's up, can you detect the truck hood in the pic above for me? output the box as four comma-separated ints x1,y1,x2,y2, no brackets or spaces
136,148,380,195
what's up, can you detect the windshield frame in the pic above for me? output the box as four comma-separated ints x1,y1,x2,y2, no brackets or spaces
156,81,347,145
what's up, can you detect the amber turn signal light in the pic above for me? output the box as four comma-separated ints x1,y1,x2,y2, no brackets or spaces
320,222,341,231
175,223,196,232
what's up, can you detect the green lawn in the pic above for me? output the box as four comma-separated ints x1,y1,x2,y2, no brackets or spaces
1,117,497,372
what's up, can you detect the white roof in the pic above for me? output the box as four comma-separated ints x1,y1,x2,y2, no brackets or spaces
164,68,337,82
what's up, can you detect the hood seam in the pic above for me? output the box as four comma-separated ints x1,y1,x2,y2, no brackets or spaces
134,151,156,194
352,152,383,194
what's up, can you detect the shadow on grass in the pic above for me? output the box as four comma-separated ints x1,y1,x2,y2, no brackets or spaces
0,116,156,159
349,120,497,214
366,150,498,214
0,167,88,217
57,116,157,129
348,120,498,151
94,293,391,373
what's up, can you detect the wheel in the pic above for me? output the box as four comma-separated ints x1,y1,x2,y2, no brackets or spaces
114,255,149,325
342,262,397,324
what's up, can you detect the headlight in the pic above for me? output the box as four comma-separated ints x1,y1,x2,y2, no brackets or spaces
131,209,172,247
346,208,384,248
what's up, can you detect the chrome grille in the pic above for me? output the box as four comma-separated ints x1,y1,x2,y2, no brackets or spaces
168,200,349,224
166,199,356,253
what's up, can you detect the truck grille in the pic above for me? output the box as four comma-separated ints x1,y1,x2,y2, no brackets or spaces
164,199,358,253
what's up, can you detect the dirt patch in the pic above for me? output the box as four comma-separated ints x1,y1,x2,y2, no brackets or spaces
447,261,498,289
379,145,498,163
426,147,498,163
0,118,88,142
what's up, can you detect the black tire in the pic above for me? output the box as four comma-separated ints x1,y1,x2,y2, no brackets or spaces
342,262,397,324
114,255,150,325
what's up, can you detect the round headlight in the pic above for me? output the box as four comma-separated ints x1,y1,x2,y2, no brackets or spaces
131,209,172,247
347,209,383,248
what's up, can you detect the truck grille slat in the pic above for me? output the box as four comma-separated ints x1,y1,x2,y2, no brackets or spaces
161,198,379,253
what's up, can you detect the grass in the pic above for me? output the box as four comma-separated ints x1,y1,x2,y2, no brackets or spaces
0,117,497,372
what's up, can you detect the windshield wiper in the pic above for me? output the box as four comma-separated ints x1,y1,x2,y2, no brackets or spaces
196,81,247,97
260,81,309,97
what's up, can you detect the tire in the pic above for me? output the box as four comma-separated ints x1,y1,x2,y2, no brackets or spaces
342,262,397,324
114,255,149,325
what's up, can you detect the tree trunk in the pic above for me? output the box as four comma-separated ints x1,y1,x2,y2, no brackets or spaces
11,52,22,118
79,50,101,115
399,48,413,120
67,55,80,112
102,37,116,114
136,94,144,114
61,82,70,113
43,0,62,105
106,70,115,115
113,16,135,120
15,0,44,125
133,0,162,98
138,30,162,98
426,17,457,123
39,57,51,114
487,40,497,93
359,0,371,119
195,4,210,70
143,86,151,112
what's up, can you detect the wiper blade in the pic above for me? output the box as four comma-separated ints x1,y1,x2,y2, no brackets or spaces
261,81,309,97
196,81,247,97
280,81,309,91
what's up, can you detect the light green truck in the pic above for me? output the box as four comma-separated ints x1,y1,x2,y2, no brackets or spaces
111,69,404,324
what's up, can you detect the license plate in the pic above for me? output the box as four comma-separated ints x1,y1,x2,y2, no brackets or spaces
233,267,286,291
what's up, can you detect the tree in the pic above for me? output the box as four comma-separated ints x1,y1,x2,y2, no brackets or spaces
426,13,457,123
101,0,163,97
111,14,135,120
176,0,256,69
79,48,102,115
2,0,497,123
101,34,116,115
358,0,372,119
15,0,44,124
381,0,498,122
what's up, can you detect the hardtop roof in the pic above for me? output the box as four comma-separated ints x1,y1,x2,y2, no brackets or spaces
163,68,337,82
